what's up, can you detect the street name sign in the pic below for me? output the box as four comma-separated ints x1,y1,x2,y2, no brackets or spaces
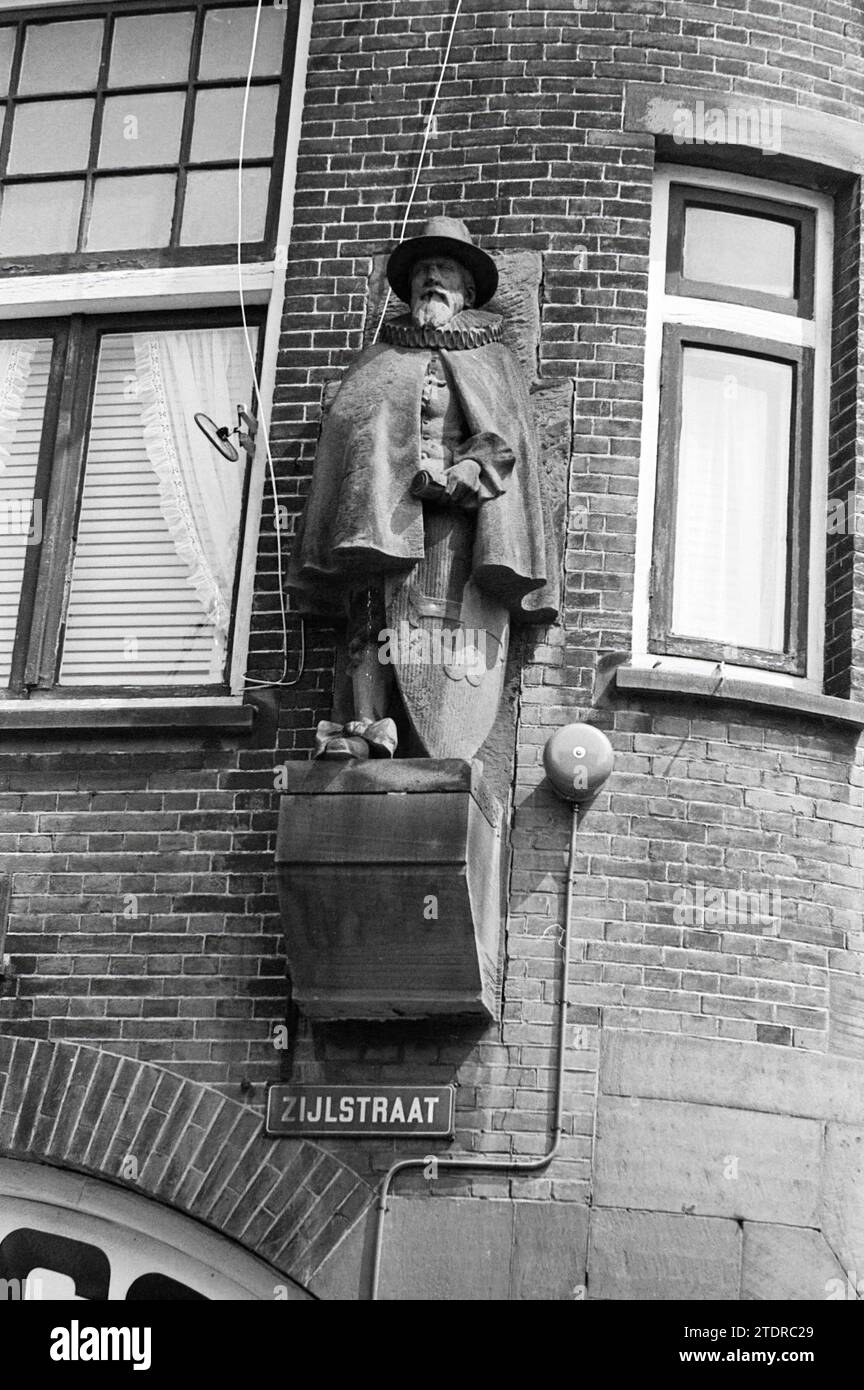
265,1084,455,1138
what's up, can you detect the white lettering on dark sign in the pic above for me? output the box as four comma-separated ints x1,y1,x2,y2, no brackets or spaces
265,1085,455,1138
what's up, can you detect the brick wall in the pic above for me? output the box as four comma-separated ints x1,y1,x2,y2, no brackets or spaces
259,0,864,1200
0,735,288,1096
824,180,861,697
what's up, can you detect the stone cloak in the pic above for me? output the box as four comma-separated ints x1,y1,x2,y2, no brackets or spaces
286,318,558,625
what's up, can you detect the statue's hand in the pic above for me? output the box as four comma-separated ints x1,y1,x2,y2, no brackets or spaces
444,458,482,509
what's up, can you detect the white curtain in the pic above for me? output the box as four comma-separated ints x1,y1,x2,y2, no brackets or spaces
0,339,38,680
672,349,791,653
133,328,255,668
0,339,36,475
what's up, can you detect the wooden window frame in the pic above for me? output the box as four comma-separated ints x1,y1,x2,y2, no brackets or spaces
665,183,816,319
0,0,299,274
0,304,265,700
648,323,813,677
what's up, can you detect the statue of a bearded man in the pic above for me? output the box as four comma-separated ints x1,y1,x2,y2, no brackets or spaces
287,216,558,761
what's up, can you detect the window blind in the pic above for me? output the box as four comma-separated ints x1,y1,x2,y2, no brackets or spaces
59,328,253,686
0,339,51,684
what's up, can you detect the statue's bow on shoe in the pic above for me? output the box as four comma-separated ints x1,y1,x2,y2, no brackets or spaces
313,718,398,761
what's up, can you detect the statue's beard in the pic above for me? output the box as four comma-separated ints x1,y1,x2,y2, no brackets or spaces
412,289,464,329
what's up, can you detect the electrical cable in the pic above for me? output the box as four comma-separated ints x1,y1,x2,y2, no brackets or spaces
371,0,463,344
235,0,462,686
237,0,304,689
369,803,580,1300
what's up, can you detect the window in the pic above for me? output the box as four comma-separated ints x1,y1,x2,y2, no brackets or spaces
0,1,293,269
0,1,304,706
664,185,815,316
635,168,832,686
0,311,261,694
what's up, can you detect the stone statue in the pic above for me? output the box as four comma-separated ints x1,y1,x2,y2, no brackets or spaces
287,216,558,761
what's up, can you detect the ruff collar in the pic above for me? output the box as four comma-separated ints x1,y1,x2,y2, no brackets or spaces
381,308,503,350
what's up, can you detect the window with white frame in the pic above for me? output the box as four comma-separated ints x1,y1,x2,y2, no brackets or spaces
635,167,832,687
0,0,301,699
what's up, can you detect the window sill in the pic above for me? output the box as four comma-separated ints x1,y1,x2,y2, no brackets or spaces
615,664,864,729
0,698,255,734
0,262,274,319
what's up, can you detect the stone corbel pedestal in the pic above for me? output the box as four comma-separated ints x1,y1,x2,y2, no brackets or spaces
275,759,504,1021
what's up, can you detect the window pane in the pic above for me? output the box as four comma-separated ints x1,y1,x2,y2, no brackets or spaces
109,11,195,87
199,5,286,79
683,207,797,298
190,85,278,162
0,28,15,96
86,174,176,251
0,339,52,683
99,93,185,169
672,348,793,652
180,166,269,245
0,181,83,254
8,99,95,174
60,326,257,686
19,19,103,94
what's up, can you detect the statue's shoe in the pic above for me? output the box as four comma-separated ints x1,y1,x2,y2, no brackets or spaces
318,735,370,761
313,719,342,758
365,717,397,757
313,720,369,761
313,717,397,760
346,717,397,758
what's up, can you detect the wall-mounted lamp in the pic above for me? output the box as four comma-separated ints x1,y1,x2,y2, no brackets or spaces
543,722,614,804
194,404,258,462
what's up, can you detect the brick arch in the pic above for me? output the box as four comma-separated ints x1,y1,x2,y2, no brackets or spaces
0,1036,372,1290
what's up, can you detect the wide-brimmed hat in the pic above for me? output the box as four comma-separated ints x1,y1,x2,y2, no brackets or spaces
386,216,498,307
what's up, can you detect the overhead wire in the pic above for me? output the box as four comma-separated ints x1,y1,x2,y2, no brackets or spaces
371,0,463,344
235,0,463,687
237,0,303,689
